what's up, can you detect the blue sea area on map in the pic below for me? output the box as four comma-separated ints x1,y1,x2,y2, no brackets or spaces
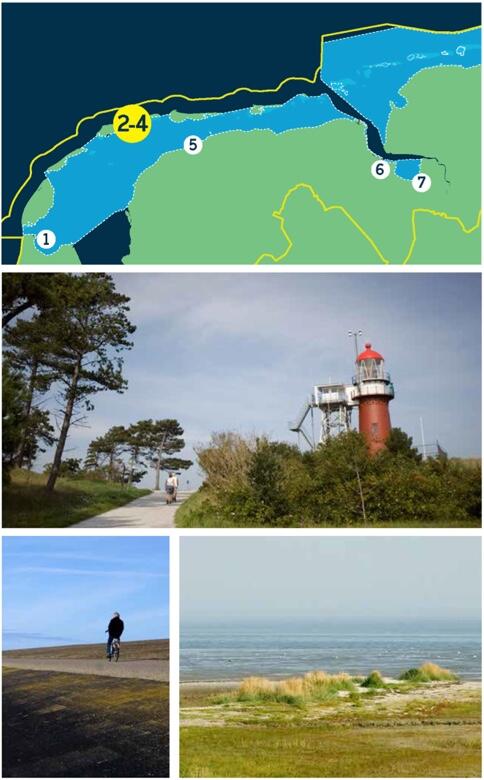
25,94,347,253
323,27,480,140
395,159,420,180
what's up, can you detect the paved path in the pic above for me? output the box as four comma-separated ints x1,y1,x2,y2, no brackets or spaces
4,656,168,681
73,490,192,528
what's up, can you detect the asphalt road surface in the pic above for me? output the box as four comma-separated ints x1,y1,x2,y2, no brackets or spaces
73,490,191,528
3,656,168,681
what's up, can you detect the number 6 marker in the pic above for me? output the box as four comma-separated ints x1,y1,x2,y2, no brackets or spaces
371,160,390,180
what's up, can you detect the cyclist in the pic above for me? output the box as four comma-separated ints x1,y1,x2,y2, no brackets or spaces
165,472,179,502
105,611,124,659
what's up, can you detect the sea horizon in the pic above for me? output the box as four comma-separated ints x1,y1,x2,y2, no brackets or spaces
2,632,169,652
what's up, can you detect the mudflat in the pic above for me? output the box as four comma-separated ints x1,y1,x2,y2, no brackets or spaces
3,640,169,777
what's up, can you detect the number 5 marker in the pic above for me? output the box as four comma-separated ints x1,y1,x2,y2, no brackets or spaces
184,135,203,155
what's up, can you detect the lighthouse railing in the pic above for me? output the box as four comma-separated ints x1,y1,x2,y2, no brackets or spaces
352,370,392,384
353,381,395,398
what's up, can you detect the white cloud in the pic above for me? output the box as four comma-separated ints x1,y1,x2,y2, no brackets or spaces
11,566,166,578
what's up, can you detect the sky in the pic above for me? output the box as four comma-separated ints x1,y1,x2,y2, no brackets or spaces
181,537,481,624
2,536,169,649
31,272,481,487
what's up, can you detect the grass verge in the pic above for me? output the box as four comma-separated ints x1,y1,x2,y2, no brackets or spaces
3,469,150,527
175,489,211,527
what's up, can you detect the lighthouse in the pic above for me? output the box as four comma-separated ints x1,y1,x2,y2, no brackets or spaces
353,342,394,455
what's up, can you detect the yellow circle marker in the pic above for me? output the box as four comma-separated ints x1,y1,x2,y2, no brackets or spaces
113,105,152,143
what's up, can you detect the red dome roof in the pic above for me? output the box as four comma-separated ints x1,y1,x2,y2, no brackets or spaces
356,342,384,362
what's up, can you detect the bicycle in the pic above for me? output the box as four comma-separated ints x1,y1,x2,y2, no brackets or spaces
108,638,120,662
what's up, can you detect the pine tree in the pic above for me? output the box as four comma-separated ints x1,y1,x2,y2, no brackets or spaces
86,426,128,480
43,274,135,492
2,364,28,480
4,315,57,467
128,419,192,489
2,273,60,327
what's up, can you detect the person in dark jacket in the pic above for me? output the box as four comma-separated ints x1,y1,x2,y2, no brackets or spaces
106,612,124,657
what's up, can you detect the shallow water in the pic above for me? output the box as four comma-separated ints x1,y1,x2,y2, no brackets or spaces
181,618,481,681
323,27,480,138
25,94,345,252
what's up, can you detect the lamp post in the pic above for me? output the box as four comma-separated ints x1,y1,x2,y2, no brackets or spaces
348,329,363,361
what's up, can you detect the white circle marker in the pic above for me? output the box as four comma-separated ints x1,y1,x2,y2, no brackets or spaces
183,135,203,155
412,173,432,193
35,229,57,249
371,160,390,180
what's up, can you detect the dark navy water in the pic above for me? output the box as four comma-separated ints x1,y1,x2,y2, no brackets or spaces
181,619,481,681
74,209,131,264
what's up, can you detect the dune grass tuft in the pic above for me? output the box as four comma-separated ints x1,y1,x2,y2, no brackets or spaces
399,662,459,683
236,663,460,707
235,671,356,707
361,670,387,689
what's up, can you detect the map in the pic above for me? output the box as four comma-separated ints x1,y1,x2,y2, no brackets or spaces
2,3,481,265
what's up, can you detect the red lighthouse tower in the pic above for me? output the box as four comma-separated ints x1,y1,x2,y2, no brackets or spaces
353,342,394,455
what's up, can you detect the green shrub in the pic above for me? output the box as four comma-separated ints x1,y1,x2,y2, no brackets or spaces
400,668,424,682
399,662,459,683
361,670,386,689
187,428,481,528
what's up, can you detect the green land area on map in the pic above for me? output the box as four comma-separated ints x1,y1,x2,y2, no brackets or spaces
20,65,480,265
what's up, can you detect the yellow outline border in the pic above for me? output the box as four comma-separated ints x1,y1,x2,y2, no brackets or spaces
254,184,482,265
2,21,480,265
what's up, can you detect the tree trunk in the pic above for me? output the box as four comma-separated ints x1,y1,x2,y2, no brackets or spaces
3,300,33,328
354,463,367,525
154,436,167,490
45,358,81,492
109,451,115,482
16,357,38,467
154,451,161,491
128,454,133,488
